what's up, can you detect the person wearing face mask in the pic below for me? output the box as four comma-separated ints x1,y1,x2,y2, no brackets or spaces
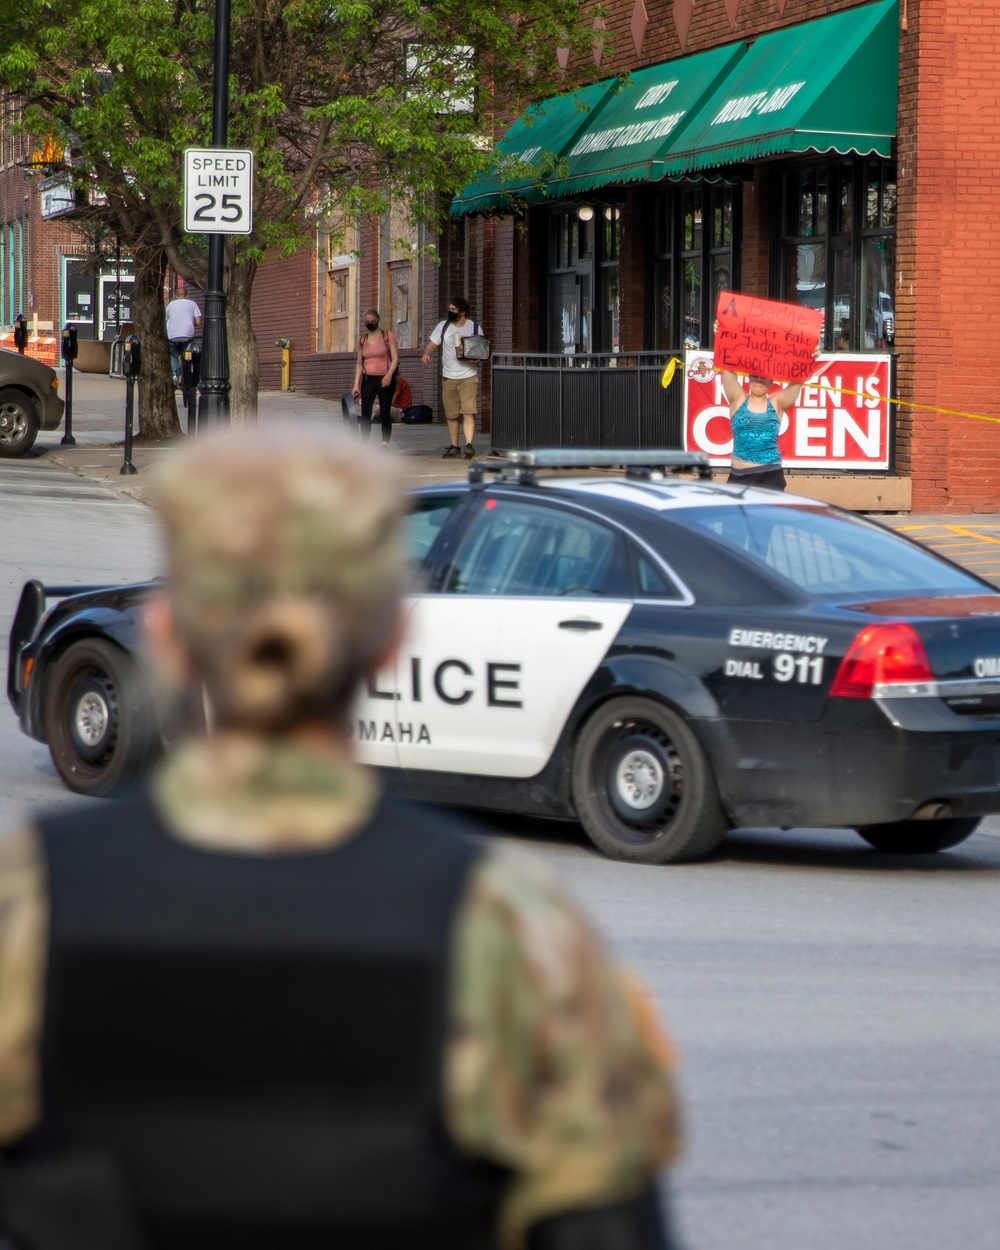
421,296,481,460
352,309,400,449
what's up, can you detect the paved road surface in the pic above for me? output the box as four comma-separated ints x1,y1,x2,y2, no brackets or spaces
503,817,1000,1250
0,457,160,816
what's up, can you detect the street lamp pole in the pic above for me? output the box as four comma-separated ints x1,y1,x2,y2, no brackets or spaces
197,0,231,427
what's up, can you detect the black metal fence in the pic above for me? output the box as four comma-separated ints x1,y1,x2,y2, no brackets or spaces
490,352,683,452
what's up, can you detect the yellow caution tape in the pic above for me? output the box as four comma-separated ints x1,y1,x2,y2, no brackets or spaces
659,356,1000,425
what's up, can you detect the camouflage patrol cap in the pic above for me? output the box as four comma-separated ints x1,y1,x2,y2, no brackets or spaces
154,426,406,729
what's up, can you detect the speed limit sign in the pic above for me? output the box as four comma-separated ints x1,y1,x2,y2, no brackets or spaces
183,148,254,235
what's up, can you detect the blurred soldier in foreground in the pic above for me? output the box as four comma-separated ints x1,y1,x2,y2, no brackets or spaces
0,429,681,1250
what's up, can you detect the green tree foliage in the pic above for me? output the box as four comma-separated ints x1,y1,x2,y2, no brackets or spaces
0,0,602,433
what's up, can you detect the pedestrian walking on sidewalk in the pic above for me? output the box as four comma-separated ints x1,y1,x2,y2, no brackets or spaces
0,428,683,1250
352,308,399,449
422,296,482,460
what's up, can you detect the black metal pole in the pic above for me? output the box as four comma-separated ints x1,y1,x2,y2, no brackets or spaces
122,376,137,475
114,235,121,338
61,326,76,446
197,0,232,428
121,334,139,475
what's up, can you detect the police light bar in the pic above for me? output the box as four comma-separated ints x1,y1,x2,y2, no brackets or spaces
505,450,710,470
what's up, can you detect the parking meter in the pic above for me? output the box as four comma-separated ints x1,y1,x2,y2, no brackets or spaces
60,325,78,446
121,335,141,378
181,344,201,435
13,314,27,355
182,343,201,389
121,335,140,476
61,325,78,362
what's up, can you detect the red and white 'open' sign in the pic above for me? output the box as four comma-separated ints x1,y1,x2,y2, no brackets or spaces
683,352,892,471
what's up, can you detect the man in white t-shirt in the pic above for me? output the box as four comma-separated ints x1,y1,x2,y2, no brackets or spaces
421,296,482,460
165,280,203,386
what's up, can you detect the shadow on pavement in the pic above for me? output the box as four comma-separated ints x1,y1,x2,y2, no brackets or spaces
455,808,1000,874
717,825,1000,874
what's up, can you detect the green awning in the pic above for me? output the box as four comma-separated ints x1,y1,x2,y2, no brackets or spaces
661,0,898,177
450,81,614,216
544,43,746,198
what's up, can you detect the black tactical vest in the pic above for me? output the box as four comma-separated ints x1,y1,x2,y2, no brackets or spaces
24,788,503,1250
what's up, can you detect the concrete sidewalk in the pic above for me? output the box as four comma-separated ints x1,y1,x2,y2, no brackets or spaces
36,368,473,503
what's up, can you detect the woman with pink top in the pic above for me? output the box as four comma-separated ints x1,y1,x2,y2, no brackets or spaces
351,308,400,449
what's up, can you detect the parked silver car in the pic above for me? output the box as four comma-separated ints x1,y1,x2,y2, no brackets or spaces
0,349,64,456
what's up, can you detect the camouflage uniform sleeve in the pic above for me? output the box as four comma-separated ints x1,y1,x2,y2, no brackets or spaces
444,849,681,1250
0,825,46,1145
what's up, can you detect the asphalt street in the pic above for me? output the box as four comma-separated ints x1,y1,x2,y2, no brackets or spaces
0,456,160,816
1,402,999,1249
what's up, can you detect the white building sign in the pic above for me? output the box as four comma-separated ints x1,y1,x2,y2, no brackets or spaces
39,175,76,220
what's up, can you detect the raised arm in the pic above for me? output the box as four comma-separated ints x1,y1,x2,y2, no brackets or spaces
773,345,822,411
713,319,746,410
720,370,745,410
773,380,804,412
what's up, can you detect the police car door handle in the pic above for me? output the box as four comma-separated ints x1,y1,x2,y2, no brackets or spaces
558,618,603,631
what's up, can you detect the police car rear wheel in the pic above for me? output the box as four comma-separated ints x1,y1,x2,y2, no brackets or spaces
857,817,981,854
572,698,727,864
44,637,159,797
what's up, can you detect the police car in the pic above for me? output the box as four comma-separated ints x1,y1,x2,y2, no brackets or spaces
10,451,1000,864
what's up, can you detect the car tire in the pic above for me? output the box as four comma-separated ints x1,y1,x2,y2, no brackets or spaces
0,389,40,457
571,697,727,864
856,817,981,854
43,637,158,797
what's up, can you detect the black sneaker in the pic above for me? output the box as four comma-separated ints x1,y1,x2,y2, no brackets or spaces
442,444,461,459
464,444,476,460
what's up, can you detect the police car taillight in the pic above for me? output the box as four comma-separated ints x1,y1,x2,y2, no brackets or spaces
829,622,934,698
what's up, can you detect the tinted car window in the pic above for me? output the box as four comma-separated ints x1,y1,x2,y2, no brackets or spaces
632,547,683,600
447,499,628,596
404,495,462,573
674,504,985,596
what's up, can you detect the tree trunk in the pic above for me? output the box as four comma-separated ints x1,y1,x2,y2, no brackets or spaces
227,256,259,425
132,244,182,440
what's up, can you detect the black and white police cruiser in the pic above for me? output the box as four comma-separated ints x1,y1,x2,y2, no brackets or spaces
11,450,1000,864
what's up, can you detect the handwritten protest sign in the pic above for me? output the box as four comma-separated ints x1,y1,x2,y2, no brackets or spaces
714,291,823,383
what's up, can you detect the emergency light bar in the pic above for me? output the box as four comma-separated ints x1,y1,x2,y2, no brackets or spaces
469,449,713,486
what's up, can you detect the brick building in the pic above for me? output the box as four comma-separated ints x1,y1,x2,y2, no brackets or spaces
416,0,993,512
0,102,135,363
251,213,448,425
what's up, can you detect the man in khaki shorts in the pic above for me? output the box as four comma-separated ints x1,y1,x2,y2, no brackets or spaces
422,295,482,460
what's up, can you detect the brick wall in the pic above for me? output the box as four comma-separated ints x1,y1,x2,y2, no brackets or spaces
905,0,1000,510
252,243,316,391
740,169,770,297
0,163,82,334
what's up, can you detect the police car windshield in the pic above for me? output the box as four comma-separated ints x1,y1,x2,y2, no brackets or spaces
673,504,987,598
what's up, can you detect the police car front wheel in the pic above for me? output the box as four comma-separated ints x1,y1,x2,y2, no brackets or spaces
44,637,159,797
572,697,727,864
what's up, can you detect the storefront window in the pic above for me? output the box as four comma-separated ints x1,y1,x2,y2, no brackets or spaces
775,157,895,351
652,184,736,350
862,235,895,350
546,205,615,354
599,206,620,353
783,241,826,314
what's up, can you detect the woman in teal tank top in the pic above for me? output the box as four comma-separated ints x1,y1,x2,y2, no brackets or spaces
713,318,817,491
